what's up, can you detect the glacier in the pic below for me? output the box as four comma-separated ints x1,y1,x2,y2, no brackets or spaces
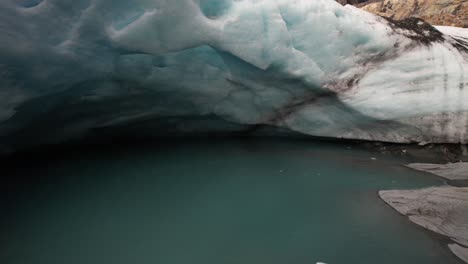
0,0,467,152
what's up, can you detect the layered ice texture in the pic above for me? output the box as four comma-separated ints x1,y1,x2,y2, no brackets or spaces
0,0,467,151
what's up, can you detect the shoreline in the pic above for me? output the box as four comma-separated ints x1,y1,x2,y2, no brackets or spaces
379,162,468,263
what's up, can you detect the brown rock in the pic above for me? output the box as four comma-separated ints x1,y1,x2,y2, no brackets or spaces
361,0,468,28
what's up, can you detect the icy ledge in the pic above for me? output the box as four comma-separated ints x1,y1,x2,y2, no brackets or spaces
407,162,468,183
0,0,467,151
381,162,468,263
380,187,468,263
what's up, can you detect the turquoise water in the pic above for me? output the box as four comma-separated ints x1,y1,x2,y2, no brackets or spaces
0,139,464,264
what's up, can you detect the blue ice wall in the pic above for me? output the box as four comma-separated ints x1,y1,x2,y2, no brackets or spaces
0,0,467,152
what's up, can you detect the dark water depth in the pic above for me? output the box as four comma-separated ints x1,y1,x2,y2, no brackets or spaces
0,139,463,264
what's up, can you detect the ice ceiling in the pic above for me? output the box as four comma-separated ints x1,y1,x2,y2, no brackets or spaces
0,0,467,152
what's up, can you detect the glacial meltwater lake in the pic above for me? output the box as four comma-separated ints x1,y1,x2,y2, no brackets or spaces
0,139,464,264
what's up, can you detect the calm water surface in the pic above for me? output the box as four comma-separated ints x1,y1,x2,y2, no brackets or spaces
0,139,463,264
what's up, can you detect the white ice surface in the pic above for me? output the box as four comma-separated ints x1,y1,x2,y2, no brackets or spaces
0,0,467,150
436,26,468,40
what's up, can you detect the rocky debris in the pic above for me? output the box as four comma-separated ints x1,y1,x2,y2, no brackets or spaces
362,142,467,163
407,162,468,181
380,187,468,263
382,17,445,45
362,0,468,28
336,0,381,8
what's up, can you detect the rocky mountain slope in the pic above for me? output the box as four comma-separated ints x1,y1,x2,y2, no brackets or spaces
339,0,467,28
